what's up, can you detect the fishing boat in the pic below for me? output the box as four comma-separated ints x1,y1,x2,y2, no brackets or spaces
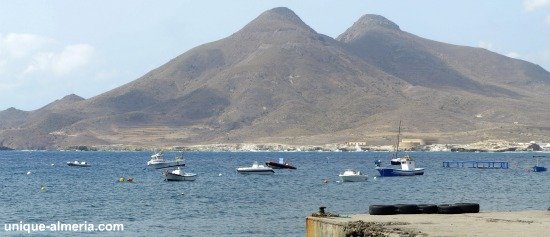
237,161,274,174
164,167,197,181
375,121,424,176
66,160,91,167
147,152,185,169
532,155,547,172
339,169,368,182
265,158,296,169
375,158,424,176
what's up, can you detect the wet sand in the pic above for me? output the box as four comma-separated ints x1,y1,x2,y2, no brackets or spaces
308,211,550,236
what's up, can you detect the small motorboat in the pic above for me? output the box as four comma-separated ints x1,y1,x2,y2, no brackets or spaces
339,169,368,182
66,160,91,167
147,152,185,169
375,157,424,177
265,158,296,169
532,155,546,172
237,161,274,174
164,167,197,181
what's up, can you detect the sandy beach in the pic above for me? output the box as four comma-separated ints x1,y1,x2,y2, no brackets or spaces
307,211,550,236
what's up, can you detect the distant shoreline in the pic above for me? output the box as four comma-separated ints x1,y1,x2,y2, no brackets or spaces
3,140,549,153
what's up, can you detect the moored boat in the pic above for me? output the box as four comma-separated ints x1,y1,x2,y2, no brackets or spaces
266,158,296,169
66,160,91,167
339,169,368,182
532,155,546,172
147,152,185,169
375,157,424,177
237,161,274,174
164,167,197,181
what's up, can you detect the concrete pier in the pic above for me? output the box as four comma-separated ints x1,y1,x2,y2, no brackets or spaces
306,211,550,236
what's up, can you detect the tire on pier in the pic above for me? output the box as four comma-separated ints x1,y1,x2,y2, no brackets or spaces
395,204,421,214
418,204,438,214
437,204,463,214
455,203,480,213
369,205,397,215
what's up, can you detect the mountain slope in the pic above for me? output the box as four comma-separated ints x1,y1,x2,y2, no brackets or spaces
0,7,549,149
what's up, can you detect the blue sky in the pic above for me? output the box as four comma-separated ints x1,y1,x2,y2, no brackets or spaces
1,0,549,111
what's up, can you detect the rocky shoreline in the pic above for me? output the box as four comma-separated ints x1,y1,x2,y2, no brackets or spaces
52,140,550,152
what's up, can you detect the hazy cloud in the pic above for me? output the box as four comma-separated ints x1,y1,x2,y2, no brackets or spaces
52,44,95,75
0,33,54,59
478,41,494,51
506,52,521,59
0,59,6,74
0,33,95,77
546,14,550,24
523,0,550,11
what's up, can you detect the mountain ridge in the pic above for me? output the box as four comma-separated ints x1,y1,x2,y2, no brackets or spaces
1,7,548,149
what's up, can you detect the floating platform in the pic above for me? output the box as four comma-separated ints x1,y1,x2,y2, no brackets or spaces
443,160,509,169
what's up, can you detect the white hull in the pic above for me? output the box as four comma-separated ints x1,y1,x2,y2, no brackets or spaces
236,168,274,175
164,172,196,181
237,162,274,174
339,174,368,182
67,161,91,167
147,160,185,169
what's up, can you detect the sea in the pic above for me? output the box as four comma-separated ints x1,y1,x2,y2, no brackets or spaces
0,151,548,236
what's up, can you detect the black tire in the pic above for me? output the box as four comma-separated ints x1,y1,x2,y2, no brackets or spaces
455,203,480,213
369,205,397,215
438,204,463,214
418,204,438,214
396,204,421,214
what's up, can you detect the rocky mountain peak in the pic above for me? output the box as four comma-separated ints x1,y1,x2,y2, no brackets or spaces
60,94,85,102
236,7,314,35
337,14,400,42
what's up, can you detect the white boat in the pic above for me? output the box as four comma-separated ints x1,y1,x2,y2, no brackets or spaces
237,161,274,174
66,160,91,167
147,152,185,169
339,169,368,182
164,167,197,181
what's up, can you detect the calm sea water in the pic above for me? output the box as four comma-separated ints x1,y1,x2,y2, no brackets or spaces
0,151,548,236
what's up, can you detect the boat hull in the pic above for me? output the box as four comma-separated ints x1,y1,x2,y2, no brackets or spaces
376,167,424,177
67,163,90,167
147,161,185,169
236,169,274,175
339,175,368,182
265,162,296,169
532,166,547,172
164,172,196,181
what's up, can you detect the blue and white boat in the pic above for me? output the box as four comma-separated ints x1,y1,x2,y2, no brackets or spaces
375,157,424,177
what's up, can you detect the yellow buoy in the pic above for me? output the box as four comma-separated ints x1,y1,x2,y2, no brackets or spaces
118,177,125,182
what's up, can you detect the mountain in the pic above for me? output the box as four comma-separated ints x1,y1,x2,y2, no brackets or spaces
1,7,549,150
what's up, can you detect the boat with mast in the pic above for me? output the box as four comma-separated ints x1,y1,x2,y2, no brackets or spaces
390,121,410,165
375,121,425,177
